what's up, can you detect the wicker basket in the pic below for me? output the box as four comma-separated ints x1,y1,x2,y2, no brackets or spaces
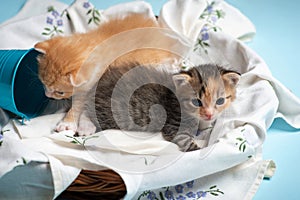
56,169,126,200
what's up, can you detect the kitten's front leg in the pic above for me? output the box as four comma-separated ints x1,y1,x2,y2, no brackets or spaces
76,110,96,136
55,94,84,133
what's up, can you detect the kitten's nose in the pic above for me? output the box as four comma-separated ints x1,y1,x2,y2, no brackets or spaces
204,110,213,120
205,114,213,120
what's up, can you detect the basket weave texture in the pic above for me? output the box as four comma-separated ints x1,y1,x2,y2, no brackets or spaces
57,169,126,200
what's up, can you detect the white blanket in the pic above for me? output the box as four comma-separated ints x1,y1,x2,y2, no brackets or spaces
0,0,299,199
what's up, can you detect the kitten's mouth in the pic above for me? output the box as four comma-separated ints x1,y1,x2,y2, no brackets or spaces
203,115,215,121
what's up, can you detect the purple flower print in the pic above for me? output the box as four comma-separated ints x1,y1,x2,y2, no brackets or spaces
176,195,186,200
46,17,53,25
83,2,91,8
186,180,194,188
207,5,213,14
164,190,174,200
211,16,217,24
186,191,196,198
201,25,208,33
201,32,209,41
52,10,60,18
147,191,157,200
57,19,63,26
196,1,225,53
175,184,184,193
197,191,207,198
43,7,64,37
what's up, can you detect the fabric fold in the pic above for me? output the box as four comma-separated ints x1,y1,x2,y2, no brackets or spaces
159,0,256,42
0,0,299,200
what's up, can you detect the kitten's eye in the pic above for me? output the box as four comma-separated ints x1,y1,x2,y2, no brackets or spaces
191,99,202,107
216,97,225,105
55,91,65,96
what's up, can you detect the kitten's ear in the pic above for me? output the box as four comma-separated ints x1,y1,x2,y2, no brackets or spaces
221,71,241,87
70,59,99,87
172,74,191,89
69,71,88,87
34,41,50,54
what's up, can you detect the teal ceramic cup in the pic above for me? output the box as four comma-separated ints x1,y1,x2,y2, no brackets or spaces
0,49,49,119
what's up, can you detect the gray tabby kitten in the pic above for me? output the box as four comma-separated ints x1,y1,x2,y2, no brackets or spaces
90,63,240,152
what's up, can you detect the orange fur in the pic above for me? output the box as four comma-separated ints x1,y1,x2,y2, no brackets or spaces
35,13,176,133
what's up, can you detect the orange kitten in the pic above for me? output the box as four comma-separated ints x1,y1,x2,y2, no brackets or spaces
35,13,176,135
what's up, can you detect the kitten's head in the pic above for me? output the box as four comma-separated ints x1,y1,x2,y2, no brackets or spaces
173,64,240,122
34,36,93,99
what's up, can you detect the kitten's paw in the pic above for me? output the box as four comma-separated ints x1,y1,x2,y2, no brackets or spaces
76,117,96,136
55,121,77,132
76,124,96,136
172,132,201,152
178,140,201,152
186,141,201,152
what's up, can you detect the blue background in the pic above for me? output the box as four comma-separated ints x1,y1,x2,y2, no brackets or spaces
0,0,299,199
